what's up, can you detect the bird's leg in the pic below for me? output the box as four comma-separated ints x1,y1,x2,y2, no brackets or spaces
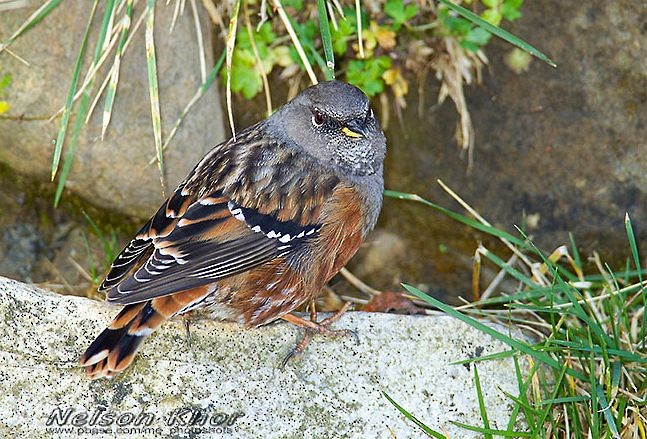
308,299,317,322
280,301,358,368
182,314,192,349
280,301,317,368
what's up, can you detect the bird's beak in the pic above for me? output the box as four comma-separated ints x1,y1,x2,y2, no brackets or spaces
341,119,368,139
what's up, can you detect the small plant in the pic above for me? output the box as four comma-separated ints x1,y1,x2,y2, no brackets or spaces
81,211,120,289
0,71,10,115
216,0,542,172
223,0,527,100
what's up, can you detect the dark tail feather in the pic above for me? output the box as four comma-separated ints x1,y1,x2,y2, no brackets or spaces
79,287,211,379
80,302,162,379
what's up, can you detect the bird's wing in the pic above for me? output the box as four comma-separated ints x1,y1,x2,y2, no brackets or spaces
100,131,338,306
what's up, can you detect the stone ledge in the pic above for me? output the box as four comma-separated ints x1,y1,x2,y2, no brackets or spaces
0,276,525,438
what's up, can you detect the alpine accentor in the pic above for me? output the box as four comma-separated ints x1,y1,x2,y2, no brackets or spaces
80,80,386,379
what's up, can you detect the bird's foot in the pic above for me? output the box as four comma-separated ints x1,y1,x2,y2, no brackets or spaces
280,302,358,368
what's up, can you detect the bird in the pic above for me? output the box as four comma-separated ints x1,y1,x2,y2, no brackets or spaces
79,80,386,379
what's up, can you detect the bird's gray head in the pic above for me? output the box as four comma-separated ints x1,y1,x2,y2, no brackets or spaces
268,81,386,177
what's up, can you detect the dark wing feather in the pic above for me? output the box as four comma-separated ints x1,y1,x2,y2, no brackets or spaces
99,181,196,292
100,127,338,305
104,190,324,305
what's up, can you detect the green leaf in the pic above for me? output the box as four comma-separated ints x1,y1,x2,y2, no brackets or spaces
459,40,480,53
256,22,277,43
331,17,355,56
481,9,502,26
385,0,419,28
438,8,472,36
382,391,447,438
0,74,11,90
284,19,319,71
482,0,501,7
501,0,523,21
225,44,264,99
464,26,492,48
294,19,318,40
439,0,555,67
346,56,392,97
281,0,304,10
317,0,335,80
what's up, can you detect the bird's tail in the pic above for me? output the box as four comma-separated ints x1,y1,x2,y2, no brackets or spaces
80,288,209,379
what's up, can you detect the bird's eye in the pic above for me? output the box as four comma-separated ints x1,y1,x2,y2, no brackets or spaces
312,110,325,127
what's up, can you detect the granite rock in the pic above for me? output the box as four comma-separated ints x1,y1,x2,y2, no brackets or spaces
0,1,225,218
0,276,528,438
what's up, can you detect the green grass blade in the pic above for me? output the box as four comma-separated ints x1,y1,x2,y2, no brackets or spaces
54,0,116,206
381,391,446,438
402,283,587,381
438,0,556,68
472,365,492,439
534,362,567,431
384,190,529,249
499,388,539,422
468,287,559,306
145,0,166,195
615,397,628,433
624,213,642,283
507,357,540,431
625,213,646,348
303,39,329,78
102,0,134,140
539,395,590,405
504,303,575,314
450,422,531,437
51,1,98,182
151,50,226,164
0,0,63,53
317,0,335,80
54,86,91,206
568,232,582,273
478,247,537,288
92,0,117,60
588,329,600,438
81,210,109,258
451,349,516,366
547,340,646,363
516,227,618,350
610,361,621,400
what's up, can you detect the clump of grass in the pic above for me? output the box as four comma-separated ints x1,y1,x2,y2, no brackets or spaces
79,211,120,293
1,1,551,203
383,185,646,438
1,1,216,205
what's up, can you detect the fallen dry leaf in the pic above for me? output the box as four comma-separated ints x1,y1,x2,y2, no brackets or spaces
362,291,427,315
